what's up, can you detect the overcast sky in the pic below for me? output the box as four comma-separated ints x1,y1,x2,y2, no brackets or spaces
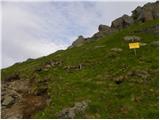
1,0,155,68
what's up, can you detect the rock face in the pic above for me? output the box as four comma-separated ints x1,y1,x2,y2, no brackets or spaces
132,1,159,22
111,14,134,29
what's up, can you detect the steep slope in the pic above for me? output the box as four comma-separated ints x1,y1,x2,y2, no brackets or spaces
1,2,159,119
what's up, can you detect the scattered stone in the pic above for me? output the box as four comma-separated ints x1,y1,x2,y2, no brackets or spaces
2,95,15,106
73,101,88,113
135,70,149,79
123,36,141,42
58,108,75,119
127,70,150,80
57,101,89,119
110,48,123,52
140,42,147,46
94,45,105,48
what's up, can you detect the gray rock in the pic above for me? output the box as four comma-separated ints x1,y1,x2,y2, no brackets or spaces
122,14,134,25
69,36,86,48
57,101,89,119
2,96,15,106
132,1,159,22
98,24,111,32
94,45,105,48
140,42,147,46
73,101,88,113
110,48,123,52
132,6,143,20
58,108,75,119
111,14,134,29
127,70,150,80
124,36,141,42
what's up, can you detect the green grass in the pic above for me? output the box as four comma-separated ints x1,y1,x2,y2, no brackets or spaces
1,19,159,118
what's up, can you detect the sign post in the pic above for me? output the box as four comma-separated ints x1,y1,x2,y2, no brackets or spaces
124,36,141,56
129,42,140,56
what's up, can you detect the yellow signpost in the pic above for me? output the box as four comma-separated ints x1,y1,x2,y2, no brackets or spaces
129,42,140,56
129,42,140,49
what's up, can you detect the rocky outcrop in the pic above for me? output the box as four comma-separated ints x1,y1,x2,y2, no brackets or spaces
68,36,87,48
68,1,158,48
98,24,111,32
132,1,159,22
92,24,116,39
111,14,134,29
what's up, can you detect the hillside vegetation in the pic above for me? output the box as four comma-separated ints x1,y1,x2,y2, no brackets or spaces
1,18,159,118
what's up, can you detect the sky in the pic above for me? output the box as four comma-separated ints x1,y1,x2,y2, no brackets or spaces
1,0,156,68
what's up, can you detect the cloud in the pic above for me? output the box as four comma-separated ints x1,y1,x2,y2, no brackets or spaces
2,1,153,68
2,2,67,68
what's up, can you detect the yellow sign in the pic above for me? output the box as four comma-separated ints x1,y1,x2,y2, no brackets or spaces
129,42,140,49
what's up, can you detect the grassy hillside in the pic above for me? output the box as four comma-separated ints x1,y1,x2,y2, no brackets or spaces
2,19,159,118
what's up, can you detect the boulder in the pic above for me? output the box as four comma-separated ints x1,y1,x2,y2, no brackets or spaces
111,14,134,29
